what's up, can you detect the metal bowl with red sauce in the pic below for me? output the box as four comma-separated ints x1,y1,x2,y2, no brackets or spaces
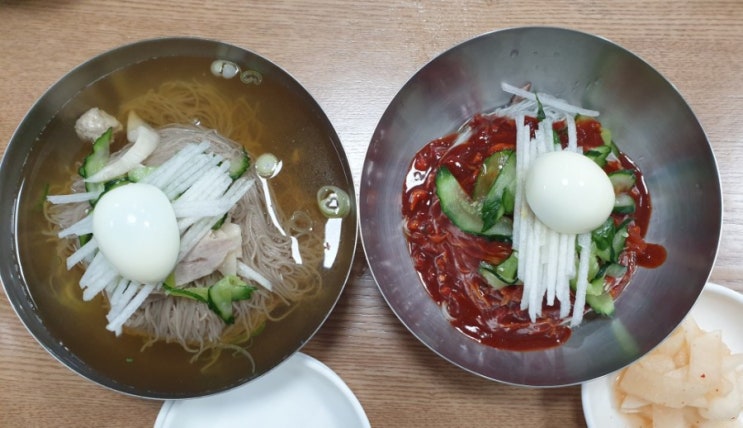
402,114,665,351
360,27,721,386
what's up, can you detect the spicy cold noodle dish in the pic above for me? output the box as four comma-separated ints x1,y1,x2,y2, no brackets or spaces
402,83,666,351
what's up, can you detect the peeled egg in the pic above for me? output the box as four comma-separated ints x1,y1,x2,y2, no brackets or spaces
525,151,614,235
93,183,180,284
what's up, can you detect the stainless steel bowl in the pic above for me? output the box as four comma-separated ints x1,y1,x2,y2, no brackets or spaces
360,27,721,386
0,37,357,398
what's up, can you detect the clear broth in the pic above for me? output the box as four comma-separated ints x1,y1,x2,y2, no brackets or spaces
16,56,355,397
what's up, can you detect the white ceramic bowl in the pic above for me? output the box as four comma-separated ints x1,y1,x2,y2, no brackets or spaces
581,282,743,427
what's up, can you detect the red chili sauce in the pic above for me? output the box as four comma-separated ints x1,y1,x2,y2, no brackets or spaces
402,114,666,351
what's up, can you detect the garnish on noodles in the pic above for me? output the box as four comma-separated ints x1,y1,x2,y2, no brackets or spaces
45,83,351,366
402,82,666,351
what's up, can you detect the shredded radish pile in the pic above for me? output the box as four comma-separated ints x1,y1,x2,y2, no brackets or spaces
500,82,598,327
50,141,253,335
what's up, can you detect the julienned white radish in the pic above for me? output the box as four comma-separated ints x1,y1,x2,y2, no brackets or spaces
105,283,155,335
142,141,211,189
501,87,601,324
501,82,600,118
47,190,102,204
58,214,93,238
571,233,593,326
237,261,273,292
66,237,98,270
47,115,260,335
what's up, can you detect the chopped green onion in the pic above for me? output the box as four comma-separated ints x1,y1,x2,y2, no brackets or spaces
255,153,281,178
317,185,351,218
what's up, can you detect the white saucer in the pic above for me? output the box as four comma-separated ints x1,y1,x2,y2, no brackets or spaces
581,282,743,427
155,353,370,428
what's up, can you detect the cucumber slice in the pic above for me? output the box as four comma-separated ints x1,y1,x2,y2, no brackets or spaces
162,275,209,303
436,166,484,234
208,280,236,324
436,166,513,240
584,145,612,168
482,216,513,242
478,251,519,288
591,218,615,251
502,187,515,215
604,263,628,279
127,165,155,182
494,251,518,284
600,128,620,157
587,244,600,281
479,263,510,290
79,127,113,195
481,150,516,231
612,224,629,261
208,275,255,324
608,169,636,193
230,282,254,300
586,292,615,315
163,273,254,324
586,277,605,296
473,150,512,200
613,193,636,214
229,148,250,179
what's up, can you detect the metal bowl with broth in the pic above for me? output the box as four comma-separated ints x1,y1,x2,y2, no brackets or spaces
0,38,357,398
359,27,721,386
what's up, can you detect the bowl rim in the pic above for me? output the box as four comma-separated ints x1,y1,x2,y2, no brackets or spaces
359,25,722,387
0,36,358,399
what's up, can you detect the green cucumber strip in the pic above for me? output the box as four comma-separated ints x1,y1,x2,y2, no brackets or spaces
479,263,510,290
591,218,615,251
162,277,209,304
612,224,629,261
473,150,512,200
613,193,636,214
608,170,636,193
481,216,513,242
208,275,256,324
584,145,612,168
479,252,519,287
604,263,628,279
229,148,250,179
79,127,113,195
586,277,605,296
127,165,155,182
600,128,620,157
208,281,236,324
494,251,518,284
481,150,516,231
588,244,600,281
436,166,484,234
162,274,254,324
502,187,515,215
586,292,615,315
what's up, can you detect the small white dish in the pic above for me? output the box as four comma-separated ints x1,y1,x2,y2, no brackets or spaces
154,353,370,428
581,282,743,427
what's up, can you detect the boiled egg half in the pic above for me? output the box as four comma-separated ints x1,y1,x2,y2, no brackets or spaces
93,183,180,284
525,151,614,235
